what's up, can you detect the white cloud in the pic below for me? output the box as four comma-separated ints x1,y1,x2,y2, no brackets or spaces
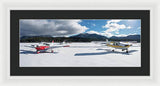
107,19,121,24
115,31,119,34
103,20,126,31
128,33,138,35
127,26,132,29
102,19,133,37
87,30,113,37
87,30,138,38
87,30,100,34
104,32,113,37
20,19,89,37
114,33,139,37
114,34,128,37
101,31,113,37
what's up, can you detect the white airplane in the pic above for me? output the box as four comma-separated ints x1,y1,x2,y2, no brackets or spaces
104,39,132,53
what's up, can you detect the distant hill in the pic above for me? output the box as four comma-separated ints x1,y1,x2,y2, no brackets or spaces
20,36,54,42
20,33,108,42
20,35,52,40
110,35,140,42
20,34,140,42
70,33,107,40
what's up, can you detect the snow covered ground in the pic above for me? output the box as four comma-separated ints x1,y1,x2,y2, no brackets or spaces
20,42,141,67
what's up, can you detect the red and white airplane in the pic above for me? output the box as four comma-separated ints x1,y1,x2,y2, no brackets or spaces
31,40,70,54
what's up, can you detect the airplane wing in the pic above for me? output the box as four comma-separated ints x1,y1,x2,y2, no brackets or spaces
24,45,37,48
49,46,64,48
47,45,70,49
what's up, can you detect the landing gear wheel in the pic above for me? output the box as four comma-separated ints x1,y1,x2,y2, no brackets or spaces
126,51,128,53
37,51,40,54
112,50,114,52
51,50,54,53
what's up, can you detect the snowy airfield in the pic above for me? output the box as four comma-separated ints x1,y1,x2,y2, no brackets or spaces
20,42,141,67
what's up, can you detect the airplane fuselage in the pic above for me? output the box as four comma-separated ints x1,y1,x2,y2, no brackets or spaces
35,46,50,51
106,44,131,50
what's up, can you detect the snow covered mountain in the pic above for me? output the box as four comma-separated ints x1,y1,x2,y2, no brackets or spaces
70,33,107,39
20,33,140,42
110,35,141,42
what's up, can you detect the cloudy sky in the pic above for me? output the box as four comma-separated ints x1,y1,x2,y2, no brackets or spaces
20,19,141,37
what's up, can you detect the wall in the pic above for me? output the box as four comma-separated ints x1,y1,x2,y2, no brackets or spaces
0,0,160,86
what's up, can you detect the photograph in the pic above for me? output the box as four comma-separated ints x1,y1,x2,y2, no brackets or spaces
19,19,141,67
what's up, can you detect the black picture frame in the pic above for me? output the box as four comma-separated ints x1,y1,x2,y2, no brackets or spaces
10,10,150,76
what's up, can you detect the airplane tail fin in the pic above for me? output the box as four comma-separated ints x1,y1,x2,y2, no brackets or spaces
106,39,109,44
50,40,54,46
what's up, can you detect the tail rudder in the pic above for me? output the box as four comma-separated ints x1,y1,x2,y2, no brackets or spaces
50,40,54,46
106,39,109,44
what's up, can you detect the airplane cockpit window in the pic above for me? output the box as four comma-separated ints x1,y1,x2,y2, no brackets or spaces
114,42,120,46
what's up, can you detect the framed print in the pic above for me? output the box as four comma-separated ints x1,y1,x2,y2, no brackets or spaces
10,10,150,76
